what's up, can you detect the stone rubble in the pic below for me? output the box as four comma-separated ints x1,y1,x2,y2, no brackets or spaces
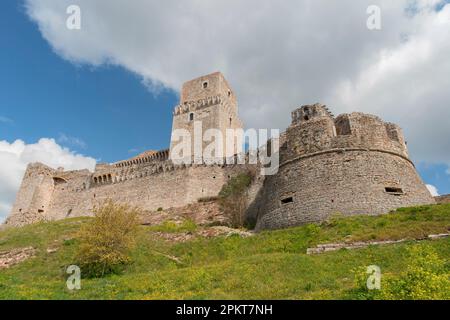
0,247,36,269
307,233,450,255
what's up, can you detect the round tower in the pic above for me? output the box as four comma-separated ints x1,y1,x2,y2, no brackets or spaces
255,104,435,231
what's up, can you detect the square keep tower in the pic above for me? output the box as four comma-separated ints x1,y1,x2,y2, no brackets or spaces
170,72,243,162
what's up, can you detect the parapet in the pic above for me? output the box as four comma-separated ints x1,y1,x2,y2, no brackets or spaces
291,103,334,125
180,72,235,104
285,105,409,160
114,149,169,168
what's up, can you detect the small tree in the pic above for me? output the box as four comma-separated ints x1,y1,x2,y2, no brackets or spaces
75,200,140,277
218,173,252,228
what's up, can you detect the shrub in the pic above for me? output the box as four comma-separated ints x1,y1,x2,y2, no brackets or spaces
352,245,450,300
75,200,140,277
351,266,379,300
149,219,198,233
218,173,252,228
379,245,450,300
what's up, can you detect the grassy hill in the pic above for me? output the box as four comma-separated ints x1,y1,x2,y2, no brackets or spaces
0,204,449,300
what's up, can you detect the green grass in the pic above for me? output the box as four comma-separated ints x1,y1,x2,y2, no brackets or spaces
0,204,449,300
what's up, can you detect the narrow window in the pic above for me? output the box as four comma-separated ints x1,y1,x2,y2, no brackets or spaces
189,113,194,121
335,117,352,135
385,187,403,194
203,81,208,89
281,197,294,204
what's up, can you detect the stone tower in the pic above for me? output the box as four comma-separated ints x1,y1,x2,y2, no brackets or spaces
169,72,243,163
254,103,435,230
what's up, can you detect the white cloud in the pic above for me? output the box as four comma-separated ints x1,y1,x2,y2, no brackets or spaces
0,138,96,223
58,133,87,149
0,116,13,124
426,184,439,197
23,0,450,167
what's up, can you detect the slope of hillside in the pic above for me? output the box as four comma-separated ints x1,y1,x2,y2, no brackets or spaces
0,204,449,300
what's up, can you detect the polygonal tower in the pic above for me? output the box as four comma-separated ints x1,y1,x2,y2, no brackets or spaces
255,103,435,231
169,72,243,163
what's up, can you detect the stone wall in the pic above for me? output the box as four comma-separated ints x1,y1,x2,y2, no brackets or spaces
435,195,450,204
255,150,434,230
6,158,254,227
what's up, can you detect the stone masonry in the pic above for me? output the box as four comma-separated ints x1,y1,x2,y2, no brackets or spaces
4,73,435,230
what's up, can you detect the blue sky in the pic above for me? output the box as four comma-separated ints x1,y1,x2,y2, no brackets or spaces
0,1,176,163
0,0,449,212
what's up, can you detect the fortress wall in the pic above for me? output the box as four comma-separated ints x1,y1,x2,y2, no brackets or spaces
42,162,253,222
256,150,435,231
435,195,450,204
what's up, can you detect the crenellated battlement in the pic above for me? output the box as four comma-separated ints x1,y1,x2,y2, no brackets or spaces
173,95,223,116
284,105,409,162
291,103,334,125
114,149,169,168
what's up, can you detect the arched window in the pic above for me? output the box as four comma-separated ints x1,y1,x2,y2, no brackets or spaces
189,113,194,121
335,117,352,135
53,177,67,185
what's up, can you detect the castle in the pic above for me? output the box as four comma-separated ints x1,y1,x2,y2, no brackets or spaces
4,72,435,230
